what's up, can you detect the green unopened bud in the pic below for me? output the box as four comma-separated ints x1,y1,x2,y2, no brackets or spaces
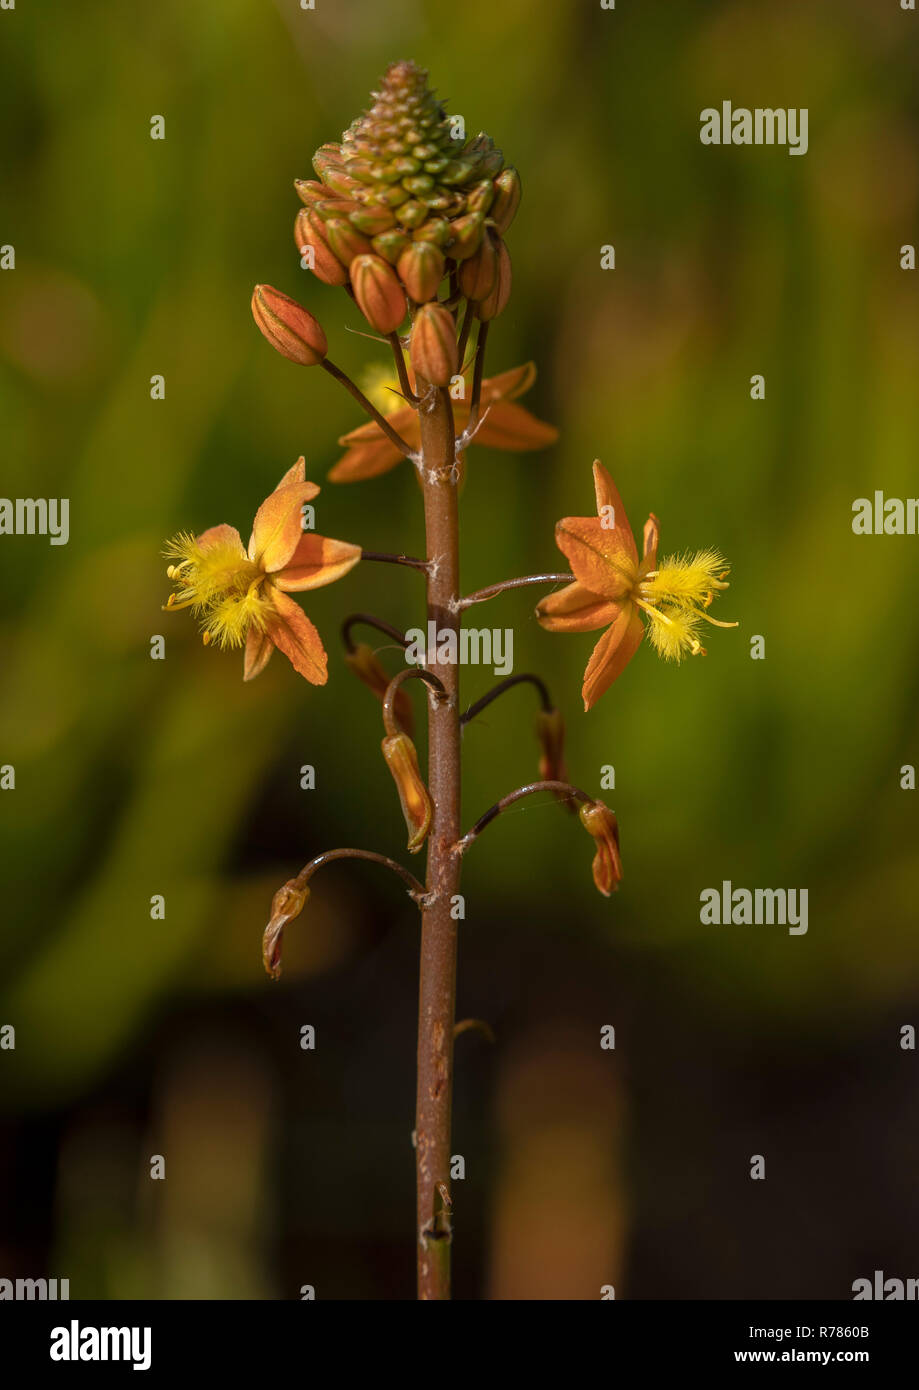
491,167,521,235
397,240,446,303
294,179,327,205
410,302,459,387
382,733,432,853
413,218,452,248
448,211,485,261
350,253,408,333
251,284,327,365
294,209,350,287
372,229,412,265
348,206,397,236
466,179,496,216
324,217,373,267
476,236,512,321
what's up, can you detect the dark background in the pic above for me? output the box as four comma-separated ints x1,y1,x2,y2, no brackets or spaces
1,0,918,1298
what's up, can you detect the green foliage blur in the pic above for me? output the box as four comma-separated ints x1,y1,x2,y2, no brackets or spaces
1,0,918,1299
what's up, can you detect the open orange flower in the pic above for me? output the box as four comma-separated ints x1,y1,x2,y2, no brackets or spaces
537,461,736,710
164,459,361,683
328,361,558,483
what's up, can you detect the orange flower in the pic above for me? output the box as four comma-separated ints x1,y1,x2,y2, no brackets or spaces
164,459,361,684
328,361,558,483
537,461,736,710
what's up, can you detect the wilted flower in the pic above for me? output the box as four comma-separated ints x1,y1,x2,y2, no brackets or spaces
381,732,433,852
262,879,309,980
579,800,622,896
536,461,737,710
163,460,361,683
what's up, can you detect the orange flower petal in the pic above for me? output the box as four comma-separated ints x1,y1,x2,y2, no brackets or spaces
328,439,405,483
582,604,644,710
273,534,362,592
265,590,328,685
555,516,637,600
480,361,538,405
243,625,274,682
274,457,308,489
338,407,419,447
536,581,620,633
470,400,559,452
197,523,245,554
591,462,638,564
248,481,321,572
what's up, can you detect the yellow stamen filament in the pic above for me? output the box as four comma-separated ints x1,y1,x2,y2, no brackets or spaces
162,533,275,650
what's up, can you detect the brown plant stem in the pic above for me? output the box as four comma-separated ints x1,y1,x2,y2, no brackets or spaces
341,613,409,654
388,331,422,405
456,779,594,854
415,375,461,1300
459,573,574,608
320,358,417,458
361,549,431,572
381,667,447,739
460,672,553,727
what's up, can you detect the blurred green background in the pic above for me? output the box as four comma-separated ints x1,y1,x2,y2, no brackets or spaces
1,0,918,1299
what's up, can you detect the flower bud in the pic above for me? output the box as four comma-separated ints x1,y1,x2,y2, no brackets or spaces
324,217,373,267
348,205,397,236
345,643,414,735
410,303,459,387
535,708,568,786
579,801,622,897
413,218,452,248
295,209,350,286
397,240,446,303
459,231,498,300
372,229,411,265
251,284,327,365
448,211,485,261
294,178,326,205
382,734,433,852
350,253,407,334
262,879,310,980
491,167,521,234
476,236,512,321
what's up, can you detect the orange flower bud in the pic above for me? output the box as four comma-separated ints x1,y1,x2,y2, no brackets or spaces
579,801,622,897
324,217,373,267
345,643,414,735
294,178,326,205
535,707,568,784
449,211,485,261
491,167,521,234
476,237,512,321
295,209,350,286
397,240,446,303
262,879,310,980
410,303,459,387
251,284,328,366
381,733,432,853
459,231,498,300
350,253,408,334
349,206,397,236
